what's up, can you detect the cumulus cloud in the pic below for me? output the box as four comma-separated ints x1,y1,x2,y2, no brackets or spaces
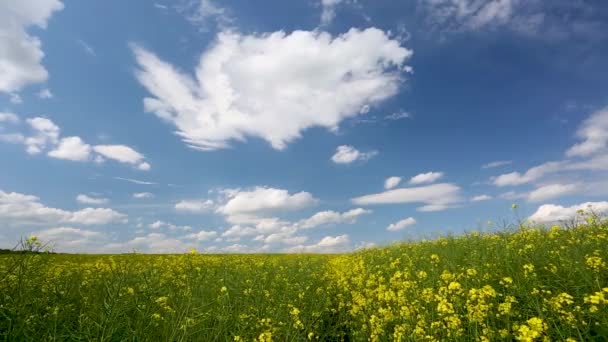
2,116,151,169
331,145,378,164
262,234,308,246
0,112,20,123
67,208,127,225
566,108,608,158
217,206,367,247
492,161,564,187
409,171,444,185
527,183,578,202
296,208,371,229
175,199,214,212
217,187,317,218
133,192,154,199
76,194,109,205
38,88,53,99
148,220,193,232
104,233,186,254
352,183,462,212
0,133,25,143
48,136,91,161
529,201,608,223
186,229,218,241
133,28,412,151
320,0,344,25
24,117,59,154
471,194,492,202
285,234,350,253
33,227,105,252
0,190,126,226
93,145,150,170
386,217,416,231
0,0,63,93
221,225,258,238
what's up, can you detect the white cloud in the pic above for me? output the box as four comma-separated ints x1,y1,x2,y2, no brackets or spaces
471,194,492,202
492,161,564,186
409,171,444,185
24,117,59,154
385,110,411,120
76,194,108,205
386,217,416,231
93,145,150,170
482,160,512,169
186,229,218,241
133,192,154,199
352,183,462,212
178,0,234,31
499,190,527,200
296,208,371,229
0,190,126,226
104,233,186,254
68,208,127,225
262,233,308,245
138,162,151,171
0,0,63,93
0,133,25,143
38,88,53,99
490,108,608,188
285,234,350,253
527,183,578,202
416,203,454,212
114,177,157,185
218,187,317,217
149,220,164,229
48,136,91,161
221,225,258,238
529,201,608,223
420,0,534,33
3,117,149,169
34,227,105,252
566,108,608,157
147,220,193,231
175,199,214,212
133,28,412,151
0,112,20,123
320,0,344,25
331,145,377,164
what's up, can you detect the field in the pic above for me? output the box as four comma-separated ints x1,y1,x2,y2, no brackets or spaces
1,216,608,341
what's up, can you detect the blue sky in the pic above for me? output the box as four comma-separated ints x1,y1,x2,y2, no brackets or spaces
1,0,608,253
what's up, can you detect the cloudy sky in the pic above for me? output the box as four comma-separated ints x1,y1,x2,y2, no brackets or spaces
1,0,608,253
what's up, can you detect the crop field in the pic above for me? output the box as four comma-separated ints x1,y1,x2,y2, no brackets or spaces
1,217,608,341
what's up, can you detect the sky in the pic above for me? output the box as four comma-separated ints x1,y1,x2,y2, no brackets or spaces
1,0,608,253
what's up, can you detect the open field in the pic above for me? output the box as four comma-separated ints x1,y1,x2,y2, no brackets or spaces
1,217,608,341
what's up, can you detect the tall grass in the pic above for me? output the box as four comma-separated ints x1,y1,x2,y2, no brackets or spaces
1,216,607,341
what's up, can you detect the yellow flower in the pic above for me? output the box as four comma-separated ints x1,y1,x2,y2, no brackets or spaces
500,277,513,286
586,255,605,271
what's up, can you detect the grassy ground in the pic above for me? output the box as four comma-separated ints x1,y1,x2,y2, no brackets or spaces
1,216,607,341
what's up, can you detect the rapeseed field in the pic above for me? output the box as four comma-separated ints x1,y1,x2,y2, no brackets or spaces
1,215,607,341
